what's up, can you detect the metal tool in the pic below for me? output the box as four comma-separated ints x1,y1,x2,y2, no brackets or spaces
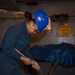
15,48,43,75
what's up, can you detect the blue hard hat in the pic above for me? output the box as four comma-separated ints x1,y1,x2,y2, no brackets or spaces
33,10,48,32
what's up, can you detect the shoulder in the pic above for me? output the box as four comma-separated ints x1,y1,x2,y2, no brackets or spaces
7,21,26,32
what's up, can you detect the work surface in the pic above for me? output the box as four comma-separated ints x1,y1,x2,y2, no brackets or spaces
30,43,75,67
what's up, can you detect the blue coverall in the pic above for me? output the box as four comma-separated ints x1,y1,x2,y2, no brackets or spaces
0,21,33,75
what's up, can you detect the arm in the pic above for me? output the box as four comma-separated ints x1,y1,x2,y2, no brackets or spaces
23,46,34,59
2,26,21,60
19,55,41,70
15,48,40,70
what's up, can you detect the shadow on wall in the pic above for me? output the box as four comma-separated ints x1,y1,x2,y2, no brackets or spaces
30,30,48,43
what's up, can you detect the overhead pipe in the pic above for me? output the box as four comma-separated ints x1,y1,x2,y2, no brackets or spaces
16,0,38,6
0,9,51,31
0,9,75,19
25,0,38,6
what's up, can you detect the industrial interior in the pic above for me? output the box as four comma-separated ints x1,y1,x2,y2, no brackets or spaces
0,0,75,75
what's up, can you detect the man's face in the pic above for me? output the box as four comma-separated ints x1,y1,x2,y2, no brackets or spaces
26,21,38,34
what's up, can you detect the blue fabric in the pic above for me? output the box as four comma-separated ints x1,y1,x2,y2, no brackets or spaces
0,21,33,75
0,53,21,75
0,21,33,60
30,44,75,66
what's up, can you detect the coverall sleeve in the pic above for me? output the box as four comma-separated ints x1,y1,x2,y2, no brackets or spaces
2,27,21,60
23,46,34,60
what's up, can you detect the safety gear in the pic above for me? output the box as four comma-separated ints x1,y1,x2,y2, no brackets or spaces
33,10,48,32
